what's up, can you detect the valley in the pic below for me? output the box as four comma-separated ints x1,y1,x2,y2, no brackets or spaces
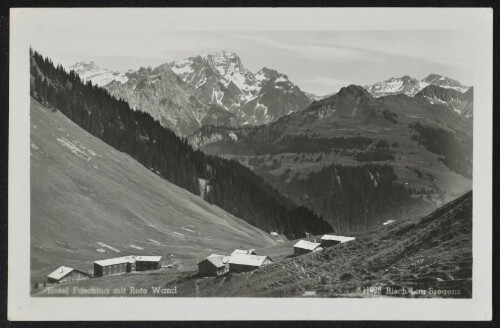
30,97,277,284
30,48,474,297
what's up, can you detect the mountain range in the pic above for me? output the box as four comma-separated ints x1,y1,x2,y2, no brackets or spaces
70,55,472,137
364,74,470,98
67,51,473,232
188,83,472,232
70,51,312,135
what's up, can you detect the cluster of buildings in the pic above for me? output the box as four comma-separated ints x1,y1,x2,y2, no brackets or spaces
46,255,162,284
198,249,273,276
198,234,356,277
46,234,356,283
293,234,356,256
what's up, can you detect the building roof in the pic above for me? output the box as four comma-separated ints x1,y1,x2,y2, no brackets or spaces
47,266,74,280
94,257,131,266
207,254,228,268
198,254,230,268
135,255,162,262
270,232,279,236
228,254,272,267
231,249,257,256
293,240,322,250
320,235,356,243
94,255,161,267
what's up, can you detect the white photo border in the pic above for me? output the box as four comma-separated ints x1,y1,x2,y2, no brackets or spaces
8,7,493,321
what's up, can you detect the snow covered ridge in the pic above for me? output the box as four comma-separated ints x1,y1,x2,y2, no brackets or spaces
69,61,130,87
167,51,313,125
421,73,470,93
169,51,259,97
70,52,314,128
364,74,471,98
170,53,302,103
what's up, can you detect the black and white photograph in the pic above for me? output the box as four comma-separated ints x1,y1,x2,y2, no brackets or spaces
8,7,493,320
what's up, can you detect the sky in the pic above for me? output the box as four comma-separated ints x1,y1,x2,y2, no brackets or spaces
26,11,474,96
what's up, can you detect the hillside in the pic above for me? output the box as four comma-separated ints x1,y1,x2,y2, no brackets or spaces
30,97,277,284
31,49,333,241
188,85,472,232
41,191,472,298
167,191,473,297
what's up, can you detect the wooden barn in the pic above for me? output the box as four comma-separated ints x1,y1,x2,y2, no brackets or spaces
47,266,90,284
93,257,132,277
135,256,162,271
228,254,273,273
198,254,230,276
320,234,356,247
293,240,323,255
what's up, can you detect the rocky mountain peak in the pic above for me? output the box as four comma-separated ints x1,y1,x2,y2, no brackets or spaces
364,75,422,98
201,50,240,62
416,84,462,99
71,61,97,70
422,73,442,81
256,67,287,81
421,73,469,93
337,84,373,99
400,75,419,83
69,61,129,86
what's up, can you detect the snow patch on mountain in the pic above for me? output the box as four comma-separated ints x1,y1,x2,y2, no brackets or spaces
364,76,425,98
169,52,312,125
365,74,470,98
69,61,129,86
422,74,470,93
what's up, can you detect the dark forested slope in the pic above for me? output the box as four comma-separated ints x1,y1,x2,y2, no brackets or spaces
30,49,333,239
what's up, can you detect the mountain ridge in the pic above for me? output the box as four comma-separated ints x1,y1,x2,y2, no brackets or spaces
187,81,472,232
69,51,313,134
364,74,470,98
169,51,312,126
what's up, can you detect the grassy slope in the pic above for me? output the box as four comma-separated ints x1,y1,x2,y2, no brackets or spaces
40,191,472,298
171,191,472,298
30,97,276,284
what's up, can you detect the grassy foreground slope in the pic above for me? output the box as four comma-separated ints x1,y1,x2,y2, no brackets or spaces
41,190,472,298
168,191,472,298
30,97,276,283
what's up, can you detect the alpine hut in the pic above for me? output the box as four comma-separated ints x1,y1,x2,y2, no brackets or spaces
47,266,90,284
198,254,230,276
134,256,162,271
320,234,356,247
93,255,162,277
293,240,323,255
93,257,132,277
228,254,273,273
